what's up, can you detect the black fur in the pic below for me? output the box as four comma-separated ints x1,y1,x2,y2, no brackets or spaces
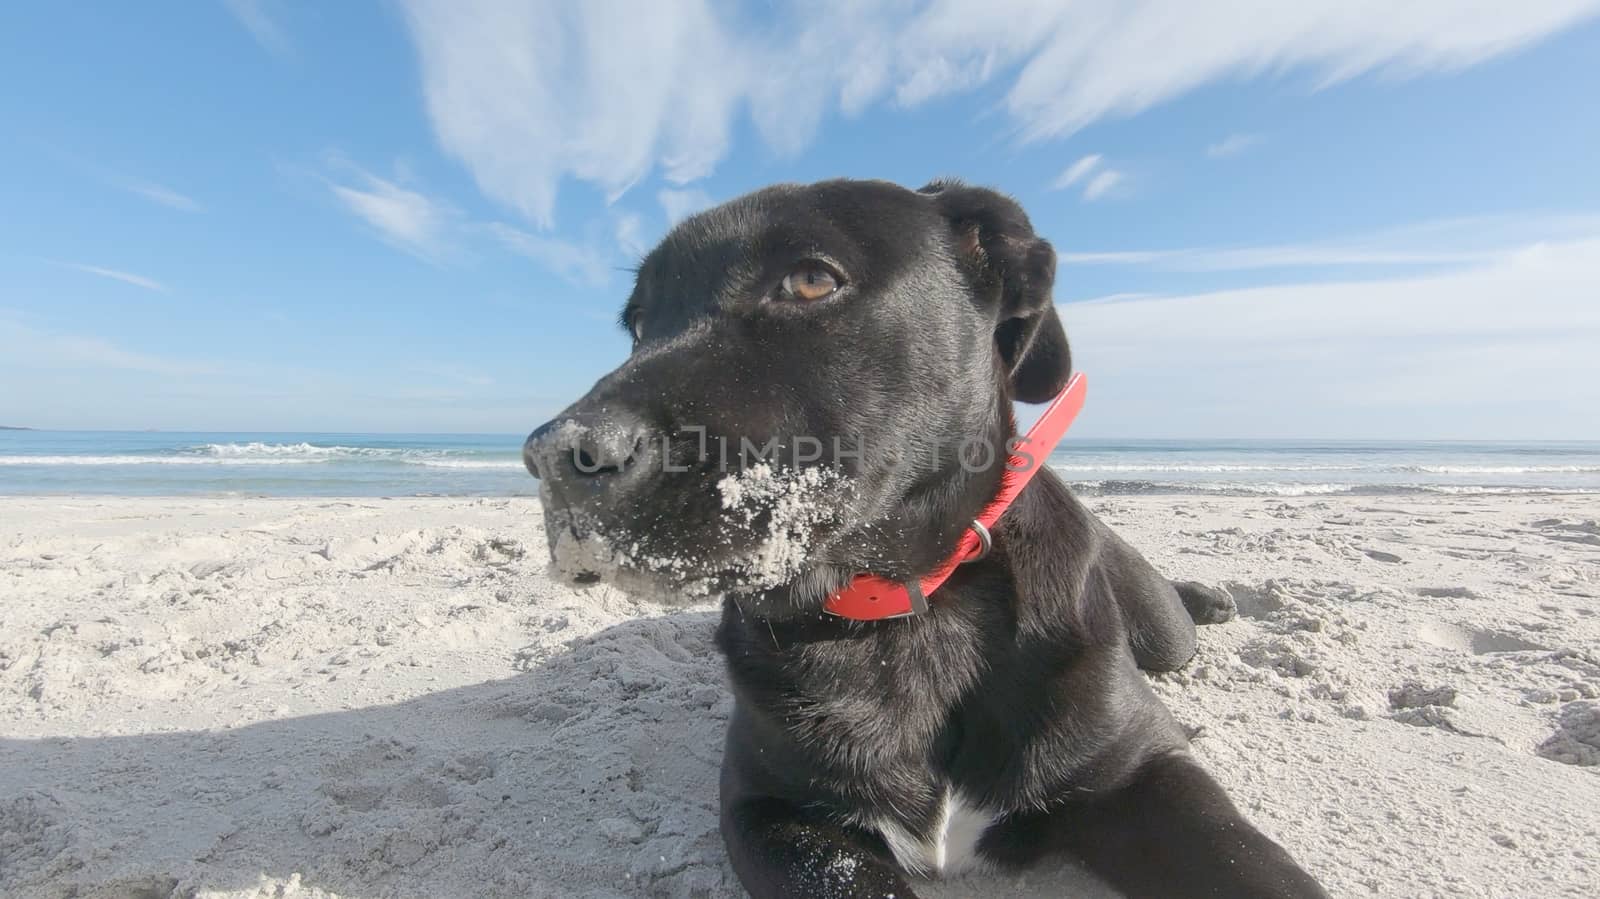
525,179,1326,897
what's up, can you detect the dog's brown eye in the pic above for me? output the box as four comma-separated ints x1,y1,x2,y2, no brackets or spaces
780,263,840,302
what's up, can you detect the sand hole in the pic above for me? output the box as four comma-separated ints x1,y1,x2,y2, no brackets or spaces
1416,586,1478,599
1226,582,1286,619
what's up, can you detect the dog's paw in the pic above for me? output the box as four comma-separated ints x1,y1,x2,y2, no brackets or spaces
1175,581,1237,625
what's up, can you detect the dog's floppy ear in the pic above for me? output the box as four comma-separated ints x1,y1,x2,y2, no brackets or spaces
920,180,1072,403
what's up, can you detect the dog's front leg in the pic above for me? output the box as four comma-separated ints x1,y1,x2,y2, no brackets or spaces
721,794,918,898
1055,752,1328,898
721,767,918,898
1094,525,1209,672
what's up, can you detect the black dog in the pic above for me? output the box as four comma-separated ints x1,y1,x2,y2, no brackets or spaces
524,179,1326,898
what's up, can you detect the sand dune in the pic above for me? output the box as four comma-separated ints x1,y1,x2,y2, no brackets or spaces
3,495,1598,897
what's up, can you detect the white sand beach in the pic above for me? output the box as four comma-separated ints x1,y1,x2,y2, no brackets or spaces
2,494,1598,898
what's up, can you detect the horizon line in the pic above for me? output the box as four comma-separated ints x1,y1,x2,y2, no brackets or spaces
5,428,1600,444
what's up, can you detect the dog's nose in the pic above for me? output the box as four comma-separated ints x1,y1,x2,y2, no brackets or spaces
524,409,652,485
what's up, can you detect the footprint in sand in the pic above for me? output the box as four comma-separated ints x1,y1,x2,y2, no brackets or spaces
1415,621,1547,655
1389,682,1458,710
1385,682,1471,734
1415,586,1478,599
1530,518,1600,547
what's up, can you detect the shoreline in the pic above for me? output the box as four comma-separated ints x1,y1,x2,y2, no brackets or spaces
3,494,1598,897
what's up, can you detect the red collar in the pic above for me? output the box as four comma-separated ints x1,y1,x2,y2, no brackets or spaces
822,372,1087,621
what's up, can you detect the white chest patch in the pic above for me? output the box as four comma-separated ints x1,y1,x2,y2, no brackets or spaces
874,791,994,877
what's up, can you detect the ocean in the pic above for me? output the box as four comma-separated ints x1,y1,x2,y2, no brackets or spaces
2,430,1599,498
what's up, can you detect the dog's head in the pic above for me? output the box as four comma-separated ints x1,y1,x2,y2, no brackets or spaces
524,179,1069,610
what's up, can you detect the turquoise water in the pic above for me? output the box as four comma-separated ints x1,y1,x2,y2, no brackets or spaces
2,430,1599,497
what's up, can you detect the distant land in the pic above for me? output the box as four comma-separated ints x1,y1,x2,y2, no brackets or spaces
0,426,35,430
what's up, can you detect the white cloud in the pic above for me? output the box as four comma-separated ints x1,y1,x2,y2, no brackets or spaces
487,223,613,287
58,262,168,293
614,212,648,258
397,0,1600,222
399,0,740,227
1061,245,1483,270
1052,154,1102,190
1057,251,1168,266
1049,153,1123,201
1059,235,1600,438
114,177,203,212
1058,213,1600,272
223,0,291,57
658,188,714,226
1206,133,1262,158
328,169,457,262
1081,169,1124,201
322,159,626,284
51,153,205,213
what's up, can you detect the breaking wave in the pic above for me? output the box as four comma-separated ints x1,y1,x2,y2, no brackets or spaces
1398,464,1600,474
0,443,522,469
404,459,524,470
1049,463,1365,473
1064,479,1600,497
1051,462,1600,475
195,442,411,459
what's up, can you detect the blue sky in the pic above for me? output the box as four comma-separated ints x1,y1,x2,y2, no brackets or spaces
3,1,1599,438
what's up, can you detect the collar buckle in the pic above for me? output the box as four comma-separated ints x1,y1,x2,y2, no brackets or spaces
961,520,992,564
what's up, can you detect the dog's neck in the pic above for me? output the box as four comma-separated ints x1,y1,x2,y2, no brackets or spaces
732,391,1015,622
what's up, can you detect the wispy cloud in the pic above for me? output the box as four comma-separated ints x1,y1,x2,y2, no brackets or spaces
659,188,714,226
57,262,168,293
1061,245,1481,270
397,0,1600,223
487,224,613,288
56,152,205,212
223,0,291,57
1081,170,1124,202
322,158,626,284
1050,153,1124,201
328,168,458,263
614,212,648,259
1060,234,1600,438
112,176,203,212
1059,213,1600,272
1206,133,1263,159
1052,154,1102,190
